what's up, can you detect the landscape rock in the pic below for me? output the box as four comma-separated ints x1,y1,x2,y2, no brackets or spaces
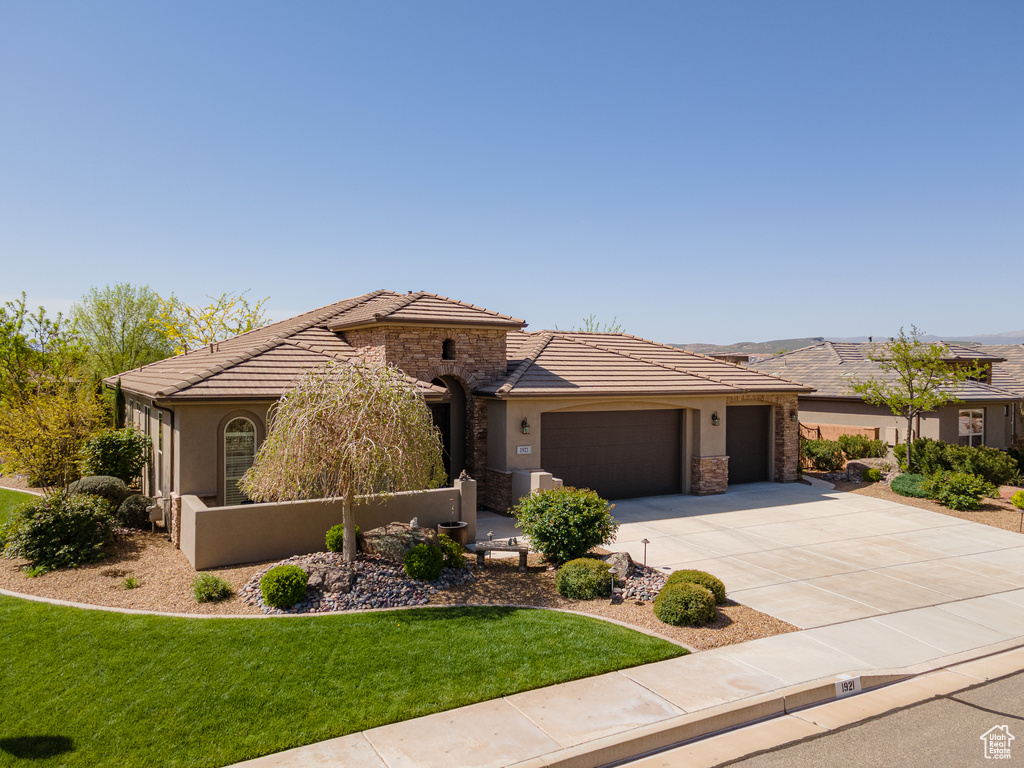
602,551,634,580
301,563,356,593
360,522,439,564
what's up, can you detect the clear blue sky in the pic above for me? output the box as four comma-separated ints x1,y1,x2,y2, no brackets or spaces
2,1,1021,344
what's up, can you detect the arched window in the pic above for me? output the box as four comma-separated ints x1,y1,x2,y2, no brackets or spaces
224,417,256,505
442,338,456,361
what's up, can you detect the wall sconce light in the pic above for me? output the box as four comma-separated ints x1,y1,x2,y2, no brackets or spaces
521,418,530,434
790,409,798,423
711,411,720,426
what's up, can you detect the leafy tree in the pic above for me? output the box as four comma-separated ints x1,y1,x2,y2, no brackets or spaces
70,284,173,381
240,361,446,561
0,294,103,487
155,290,269,354
79,427,152,484
848,326,980,470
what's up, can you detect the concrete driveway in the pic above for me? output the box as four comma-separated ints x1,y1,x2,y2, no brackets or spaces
608,482,1024,630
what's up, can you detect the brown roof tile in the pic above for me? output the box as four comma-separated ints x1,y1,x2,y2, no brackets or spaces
751,341,1018,402
328,291,526,331
481,331,812,397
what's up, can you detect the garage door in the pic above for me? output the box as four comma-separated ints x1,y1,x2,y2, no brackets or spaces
726,405,770,484
540,410,682,500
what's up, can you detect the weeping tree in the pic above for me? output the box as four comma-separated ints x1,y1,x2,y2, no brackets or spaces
239,361,446,561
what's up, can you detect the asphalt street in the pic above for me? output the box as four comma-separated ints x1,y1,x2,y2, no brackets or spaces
636,670,1024,767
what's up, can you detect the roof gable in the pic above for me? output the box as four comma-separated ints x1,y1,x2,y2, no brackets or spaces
327,291,526,331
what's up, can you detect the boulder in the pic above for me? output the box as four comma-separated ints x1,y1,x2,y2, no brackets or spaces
301,564,356,594
602,551,634,580
360,522,439,564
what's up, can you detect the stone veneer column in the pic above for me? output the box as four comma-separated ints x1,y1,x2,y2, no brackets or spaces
773,394,800,483
691,456,728,495
170,493,182,548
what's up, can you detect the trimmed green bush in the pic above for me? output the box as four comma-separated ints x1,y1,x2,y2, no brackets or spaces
192,573,234,603
891,473,929,498
838,434,888,460
1011,490,1024,511
653,582,717,626
324,523,360,554
403,543,443,581
79,427,152,485
260,565,309,609
0,493,114,573
116,494,152,529
66,475,131,508
665,569,726,605
906,438,1019,485
800,439,844,472
862,468,882,482
513,486,618,564
921,471,998,511
437,533,466,568
555,557,612,600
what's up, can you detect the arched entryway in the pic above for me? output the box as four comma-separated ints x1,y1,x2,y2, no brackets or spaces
429,375,468,484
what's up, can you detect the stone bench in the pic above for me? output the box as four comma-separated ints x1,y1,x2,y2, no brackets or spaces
474,540,530,572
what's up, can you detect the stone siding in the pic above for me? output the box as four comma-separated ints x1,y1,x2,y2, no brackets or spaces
481,468,513,512
691,456,728,495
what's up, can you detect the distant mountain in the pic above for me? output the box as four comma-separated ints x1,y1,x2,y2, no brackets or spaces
676,331,1024,358
826,331,1024,345
677,338,824,357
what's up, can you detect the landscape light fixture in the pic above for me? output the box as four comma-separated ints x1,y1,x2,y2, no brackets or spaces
607,566,618,602
640,538,650,566
790,409,798,422
521,418,530,434
711,411,720,426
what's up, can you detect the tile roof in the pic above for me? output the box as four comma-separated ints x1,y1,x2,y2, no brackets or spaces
750,341,1019,401
106,291,445,400
327,291,526,331
480,331,813,397
978,345,1024,396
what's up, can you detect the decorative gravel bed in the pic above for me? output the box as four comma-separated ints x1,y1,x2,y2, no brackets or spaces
240,552,476,614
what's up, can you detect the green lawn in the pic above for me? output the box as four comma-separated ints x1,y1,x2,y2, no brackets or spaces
0,596,686,767
0,488,35,528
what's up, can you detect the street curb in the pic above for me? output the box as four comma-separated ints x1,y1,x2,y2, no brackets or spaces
505,640,1024,768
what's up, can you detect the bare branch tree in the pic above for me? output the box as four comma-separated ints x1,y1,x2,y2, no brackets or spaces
240,361,446,561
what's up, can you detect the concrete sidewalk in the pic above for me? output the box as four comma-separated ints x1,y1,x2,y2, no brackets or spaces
233,486,1024,768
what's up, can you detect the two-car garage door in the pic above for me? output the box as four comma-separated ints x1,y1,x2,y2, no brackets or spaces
540,410,682,500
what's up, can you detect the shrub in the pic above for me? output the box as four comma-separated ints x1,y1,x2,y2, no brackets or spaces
921,471,998,511
906,438,1019,485
79,427,151,485
653,582,717,626
66,475,131,508
665,569,727,605
437,533,466,569
260,565,309,609
0,493,114,573
862,468,882,483
324,523,360,554
891,473,930,498
838,434,888,460
1010,490,1024,511
403,543,443,581
116,494,152,529
192,573,234,603
513,486,618,565
122,574,139,589
800,439,844,472
555,557,612,600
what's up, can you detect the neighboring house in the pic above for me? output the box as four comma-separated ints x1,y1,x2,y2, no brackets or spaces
979,344,1024,448
108,290,811,520
750,341,1021,451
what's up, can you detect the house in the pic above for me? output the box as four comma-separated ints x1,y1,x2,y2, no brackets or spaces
750,341,1021,450
108,290,812,526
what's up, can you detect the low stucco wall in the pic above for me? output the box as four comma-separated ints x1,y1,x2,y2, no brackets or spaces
180,479,477,570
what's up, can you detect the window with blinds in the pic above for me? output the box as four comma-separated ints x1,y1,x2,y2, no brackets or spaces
225,418,256,505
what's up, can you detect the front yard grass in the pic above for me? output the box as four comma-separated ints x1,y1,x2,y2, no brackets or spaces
0,488,34,528
0,595,686,767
